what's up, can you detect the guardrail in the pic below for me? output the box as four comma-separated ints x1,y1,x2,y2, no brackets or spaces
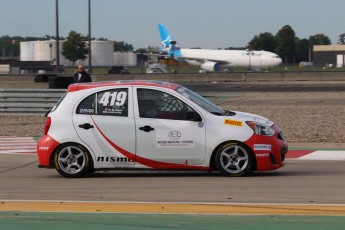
0,89,66,114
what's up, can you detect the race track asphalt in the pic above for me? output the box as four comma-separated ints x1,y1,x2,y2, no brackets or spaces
1,81,345,229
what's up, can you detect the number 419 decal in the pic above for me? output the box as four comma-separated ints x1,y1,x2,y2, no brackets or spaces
99,91,127,107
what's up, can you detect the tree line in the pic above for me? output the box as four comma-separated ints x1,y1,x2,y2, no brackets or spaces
1,25,345,64
246,25,340,64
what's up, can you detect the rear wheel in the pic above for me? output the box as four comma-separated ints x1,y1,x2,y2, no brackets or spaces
54,143,92,178
215,142,253,177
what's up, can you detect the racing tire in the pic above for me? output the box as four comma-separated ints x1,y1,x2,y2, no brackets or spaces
53,143,92,178
48,76,73,89
34,74,48,82
215,142,254,177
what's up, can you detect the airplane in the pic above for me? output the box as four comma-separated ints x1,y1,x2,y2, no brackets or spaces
158,23,282,72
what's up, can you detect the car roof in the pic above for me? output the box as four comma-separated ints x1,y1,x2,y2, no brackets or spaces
68,80,181,92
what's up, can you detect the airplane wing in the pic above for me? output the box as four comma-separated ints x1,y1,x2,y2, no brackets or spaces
177,56,230,65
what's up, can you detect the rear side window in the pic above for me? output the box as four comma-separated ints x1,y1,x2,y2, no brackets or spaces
77,88,128,117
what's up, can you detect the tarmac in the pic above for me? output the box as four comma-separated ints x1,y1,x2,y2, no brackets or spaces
2,74,345,229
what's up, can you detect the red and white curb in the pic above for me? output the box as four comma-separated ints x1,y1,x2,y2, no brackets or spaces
0,136,36,155
287,150,345,161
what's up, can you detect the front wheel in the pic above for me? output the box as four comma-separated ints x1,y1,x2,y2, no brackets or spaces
215,142,254,177
54,143,92,178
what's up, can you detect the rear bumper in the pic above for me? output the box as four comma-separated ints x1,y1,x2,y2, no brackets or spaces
37,135,60,167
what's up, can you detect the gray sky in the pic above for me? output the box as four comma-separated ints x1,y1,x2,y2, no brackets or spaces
1,0,344,49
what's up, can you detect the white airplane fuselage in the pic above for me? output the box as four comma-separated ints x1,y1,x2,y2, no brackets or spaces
179,48,282,68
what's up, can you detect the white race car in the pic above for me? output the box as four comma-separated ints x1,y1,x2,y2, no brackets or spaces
37,80,288,178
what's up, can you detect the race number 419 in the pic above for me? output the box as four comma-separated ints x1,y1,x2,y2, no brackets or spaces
99,91,127,107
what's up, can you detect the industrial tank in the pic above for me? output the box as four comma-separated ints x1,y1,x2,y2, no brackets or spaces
20,40,72,66
113,52,137,66
20,41,35,61
83,40,114,66
34,41,52,61
20,40,56,62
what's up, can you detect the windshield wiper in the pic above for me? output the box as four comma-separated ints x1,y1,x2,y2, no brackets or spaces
210,110,236,116
224,109,236,116
210,111,225,116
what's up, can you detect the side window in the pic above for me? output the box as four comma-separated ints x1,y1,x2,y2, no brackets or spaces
77,94,96,115
137,88,198,120
77,88,128,117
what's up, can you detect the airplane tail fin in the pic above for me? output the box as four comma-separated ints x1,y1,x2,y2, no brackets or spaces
158,24,181,57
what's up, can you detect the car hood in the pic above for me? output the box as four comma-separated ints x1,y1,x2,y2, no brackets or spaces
229,111,274,127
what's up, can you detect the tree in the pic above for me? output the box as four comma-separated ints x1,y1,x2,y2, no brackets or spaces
337,33,345,45
309,34,331,46
0,36,18,58
248,32,277,52
295,38,310,63
275,25,297,64
114,41,134,52
62,31,88,66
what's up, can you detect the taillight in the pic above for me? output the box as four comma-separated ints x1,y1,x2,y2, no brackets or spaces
44,117,51,135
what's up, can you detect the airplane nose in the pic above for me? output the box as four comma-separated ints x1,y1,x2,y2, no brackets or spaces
276,57,282,65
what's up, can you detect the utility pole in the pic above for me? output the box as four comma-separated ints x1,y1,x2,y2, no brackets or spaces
88,0,92,73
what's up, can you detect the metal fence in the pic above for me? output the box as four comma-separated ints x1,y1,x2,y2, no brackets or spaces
0,89,65,114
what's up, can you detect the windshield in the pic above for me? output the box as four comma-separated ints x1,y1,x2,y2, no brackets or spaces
175,86,225,115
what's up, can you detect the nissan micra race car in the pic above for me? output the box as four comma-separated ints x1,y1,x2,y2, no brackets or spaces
37,80,288,178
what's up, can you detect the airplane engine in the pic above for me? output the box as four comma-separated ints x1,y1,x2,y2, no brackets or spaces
201,61,220,72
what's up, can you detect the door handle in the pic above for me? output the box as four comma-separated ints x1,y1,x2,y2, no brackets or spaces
79,123,94,130
139,125,155,132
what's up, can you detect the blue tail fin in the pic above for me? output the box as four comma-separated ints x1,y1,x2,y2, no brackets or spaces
158,24,172,50
158,24,181,57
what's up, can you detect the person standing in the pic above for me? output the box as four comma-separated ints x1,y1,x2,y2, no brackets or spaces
73,64,92,83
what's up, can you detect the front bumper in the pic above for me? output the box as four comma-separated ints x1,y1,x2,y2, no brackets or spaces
244,125,288,171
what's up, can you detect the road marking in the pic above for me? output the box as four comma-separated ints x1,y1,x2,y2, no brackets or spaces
1,201,345,216
0,136,36,155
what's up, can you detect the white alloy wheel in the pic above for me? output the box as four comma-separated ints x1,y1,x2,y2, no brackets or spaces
54,144,91,178
215,143,253,177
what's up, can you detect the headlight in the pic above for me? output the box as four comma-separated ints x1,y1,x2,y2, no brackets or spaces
246,121,275,136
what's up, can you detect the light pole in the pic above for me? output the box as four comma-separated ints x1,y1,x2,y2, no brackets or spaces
88,0,92,73
49,43,53,64
247,49,252,71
